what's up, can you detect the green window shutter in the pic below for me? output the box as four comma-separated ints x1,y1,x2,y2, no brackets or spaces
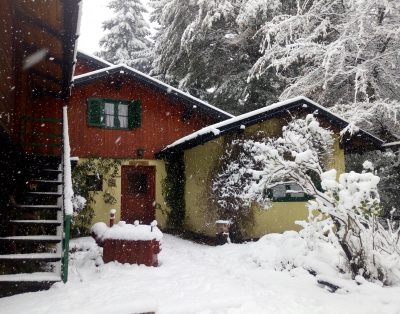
128,99,142,129
87,99,104,126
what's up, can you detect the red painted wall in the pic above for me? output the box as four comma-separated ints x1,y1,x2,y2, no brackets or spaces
68,75,216,159
74,60,105,76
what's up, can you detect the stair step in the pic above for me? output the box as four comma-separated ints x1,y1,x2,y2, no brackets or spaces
0,253,62,262
0,272,61,282
15,204,61,210
32,179,63,184
26,192,62,196
41,169,61,173
0,235,62,243
10,220,62,226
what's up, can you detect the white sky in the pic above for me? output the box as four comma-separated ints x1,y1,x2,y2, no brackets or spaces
78,0,154,54
78,0,111,54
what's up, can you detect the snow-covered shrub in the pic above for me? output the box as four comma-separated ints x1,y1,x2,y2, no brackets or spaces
345,149,400,216
72,195,87,214
309,168,400,285
213,114,400,285
213,114,333,212
253,231,346,279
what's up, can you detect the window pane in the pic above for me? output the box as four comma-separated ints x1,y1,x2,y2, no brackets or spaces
104,102,115,127
127,173,148,194
270,183,306,200
118,104,128,128
272,185,286,198
86,175,103,191
287,183,305,198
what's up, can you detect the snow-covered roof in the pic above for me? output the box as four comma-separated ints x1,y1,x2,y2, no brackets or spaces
72,64,234,121
157,96,385,156
381,141,400,149
76,50,114,68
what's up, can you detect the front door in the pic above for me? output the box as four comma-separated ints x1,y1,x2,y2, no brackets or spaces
121,166,156,224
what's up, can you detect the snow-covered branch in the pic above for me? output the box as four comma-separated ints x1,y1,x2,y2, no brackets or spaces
212,114,400,285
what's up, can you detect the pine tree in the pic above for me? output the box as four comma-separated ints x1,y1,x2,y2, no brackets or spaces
250,0,400,108
97,0,153,73
150,0,290,115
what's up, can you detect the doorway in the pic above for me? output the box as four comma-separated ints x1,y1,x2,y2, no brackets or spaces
121,165,156,224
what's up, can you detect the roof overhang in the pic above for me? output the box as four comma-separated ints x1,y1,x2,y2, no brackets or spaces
381,141,400,151
73,65,234,122
156,96,385,158
76,50,113,69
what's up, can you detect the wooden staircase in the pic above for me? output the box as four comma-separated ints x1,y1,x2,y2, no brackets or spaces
0,158,66,297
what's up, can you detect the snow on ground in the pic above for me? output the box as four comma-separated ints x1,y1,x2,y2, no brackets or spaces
1,234,400,314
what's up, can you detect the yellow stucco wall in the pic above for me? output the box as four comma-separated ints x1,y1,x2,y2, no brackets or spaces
184,138,225,237
183,118,346,239
78,158,170,228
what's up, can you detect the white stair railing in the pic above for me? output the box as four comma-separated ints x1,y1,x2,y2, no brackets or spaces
62,105,73,282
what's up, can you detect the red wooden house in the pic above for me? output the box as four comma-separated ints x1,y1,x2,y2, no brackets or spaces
68,52,233,228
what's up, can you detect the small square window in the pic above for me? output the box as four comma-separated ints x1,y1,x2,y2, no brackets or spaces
267,182,309,202
108,178,116,187
86,175,103,191
127,173,148,194
136,148,145,159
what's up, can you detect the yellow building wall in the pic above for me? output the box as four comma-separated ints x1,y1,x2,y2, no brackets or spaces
183,118,346,239
77,158,170,228
184,138,225,237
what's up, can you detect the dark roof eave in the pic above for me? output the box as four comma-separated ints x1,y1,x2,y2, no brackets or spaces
157,98,385,157
76,51,112,69
61,0,81,99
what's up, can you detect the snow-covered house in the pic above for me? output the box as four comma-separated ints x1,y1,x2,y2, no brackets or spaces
68,53,387,241
68,52,233,228
157,96,385,240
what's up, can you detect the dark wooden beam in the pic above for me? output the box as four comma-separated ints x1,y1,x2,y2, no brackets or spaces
21,41,63,66
32,88,64,100
30,69,61,86
14,7,65,40
181,110,194,122
60,0,81,100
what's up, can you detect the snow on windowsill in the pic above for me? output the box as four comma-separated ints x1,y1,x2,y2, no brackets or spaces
215,220,231,225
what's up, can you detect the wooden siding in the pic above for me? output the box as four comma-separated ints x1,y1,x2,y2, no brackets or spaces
74,60,105,76
68,76,216,159
0,0,16,133
0,0,78,150
22,96,64,155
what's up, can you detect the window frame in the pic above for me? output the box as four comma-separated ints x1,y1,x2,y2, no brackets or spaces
87,98,141,130
266,182,313,202
86,175,103,192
